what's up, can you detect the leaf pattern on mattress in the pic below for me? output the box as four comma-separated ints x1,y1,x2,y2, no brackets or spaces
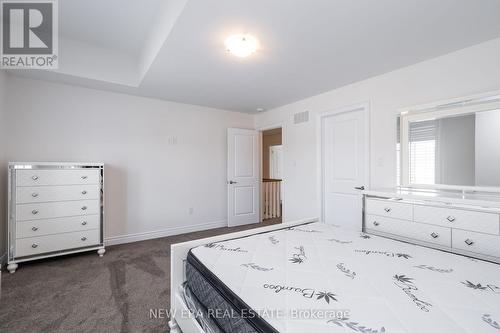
316,291,337,303
482,314,500,330
289,257,304,264
337,263,356,279
289,246,307,264
394,275,414,284
268,236,279,245
328,238,353,244
329,318,386,332
462,280,487,290
393,274,433,312
414,264,453,273
241,263,274,272
354,250,413,259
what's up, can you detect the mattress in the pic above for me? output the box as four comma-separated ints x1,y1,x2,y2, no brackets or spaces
186,222,500,333
181,282,224,333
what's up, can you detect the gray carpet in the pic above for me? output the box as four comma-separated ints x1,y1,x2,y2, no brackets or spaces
0,218,280,333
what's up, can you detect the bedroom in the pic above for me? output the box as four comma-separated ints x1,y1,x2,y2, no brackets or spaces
1,0,500,332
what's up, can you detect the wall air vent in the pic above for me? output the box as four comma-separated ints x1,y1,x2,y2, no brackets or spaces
293,111,309,124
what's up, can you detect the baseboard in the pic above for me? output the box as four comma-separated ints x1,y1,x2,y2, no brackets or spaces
104,219,228,246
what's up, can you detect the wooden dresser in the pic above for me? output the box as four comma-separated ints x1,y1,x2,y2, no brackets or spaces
363,189,500,263
7,163,105,273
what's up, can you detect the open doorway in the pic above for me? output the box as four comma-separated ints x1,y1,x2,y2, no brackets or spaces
261,128,283,224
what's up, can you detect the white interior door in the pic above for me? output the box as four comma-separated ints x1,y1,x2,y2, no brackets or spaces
322,108,366,230
227,128,260,226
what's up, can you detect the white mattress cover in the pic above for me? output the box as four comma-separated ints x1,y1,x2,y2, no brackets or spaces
190,222,500,333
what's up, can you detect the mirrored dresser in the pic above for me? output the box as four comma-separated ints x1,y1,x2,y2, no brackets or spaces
363,189,500,263
369,92,500,263
7,162,105,273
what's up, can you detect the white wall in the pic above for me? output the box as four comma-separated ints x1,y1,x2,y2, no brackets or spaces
476,109,500,187
4,76,254,245
0,71,6,258
256,37,500,222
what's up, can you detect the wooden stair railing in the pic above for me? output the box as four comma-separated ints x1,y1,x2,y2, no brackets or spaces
262,179,282,219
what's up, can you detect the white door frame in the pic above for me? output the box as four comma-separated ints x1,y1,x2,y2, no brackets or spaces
227,128,260,227
269,145,283,179
258,123,285,223
316,102,370,223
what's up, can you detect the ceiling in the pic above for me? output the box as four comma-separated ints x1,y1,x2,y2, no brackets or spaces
59,0,165,58
7,0,500,113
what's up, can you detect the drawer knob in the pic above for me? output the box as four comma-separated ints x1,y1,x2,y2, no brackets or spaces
447,216,455,222
81,237,87,241
430,232,439,239
32,175,39,180
32,226,38,231
465,239,474,246
81,206,87,210
81,190,87,195
81,175,88,180
31,192,39,198
32,209,39,215
384,207,392,213
81,221,87,226
373,221,380,226
31,244,38,248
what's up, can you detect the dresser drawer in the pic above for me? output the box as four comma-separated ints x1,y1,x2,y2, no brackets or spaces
16,169,100,186
16,185,100,204
16,215,100,239
16,200,100,221
452,229,500,258
414,205,500,235
15,229,100,257
365,199,413,220
366,215,451,247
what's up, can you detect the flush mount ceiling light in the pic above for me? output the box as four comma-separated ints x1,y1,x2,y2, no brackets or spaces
225,34,258,58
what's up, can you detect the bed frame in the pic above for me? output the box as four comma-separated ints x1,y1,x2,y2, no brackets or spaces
169,218,318,333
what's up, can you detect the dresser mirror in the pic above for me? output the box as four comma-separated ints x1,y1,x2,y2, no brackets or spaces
399,94,500,191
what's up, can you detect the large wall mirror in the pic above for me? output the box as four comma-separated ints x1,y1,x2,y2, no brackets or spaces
399,94,500,191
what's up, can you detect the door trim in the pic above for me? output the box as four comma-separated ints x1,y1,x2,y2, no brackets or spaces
257,123,285,223
316,102,370,223
227,128,260,227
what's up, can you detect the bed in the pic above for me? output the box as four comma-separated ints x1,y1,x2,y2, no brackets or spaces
170,219,500,333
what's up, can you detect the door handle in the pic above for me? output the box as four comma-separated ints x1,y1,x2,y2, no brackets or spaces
228,180,238,184
354,186,365,190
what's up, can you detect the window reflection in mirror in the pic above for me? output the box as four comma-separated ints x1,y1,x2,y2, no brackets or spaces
407,109,500,187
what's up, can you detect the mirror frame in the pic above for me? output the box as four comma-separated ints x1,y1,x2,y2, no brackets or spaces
399,91,500,193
